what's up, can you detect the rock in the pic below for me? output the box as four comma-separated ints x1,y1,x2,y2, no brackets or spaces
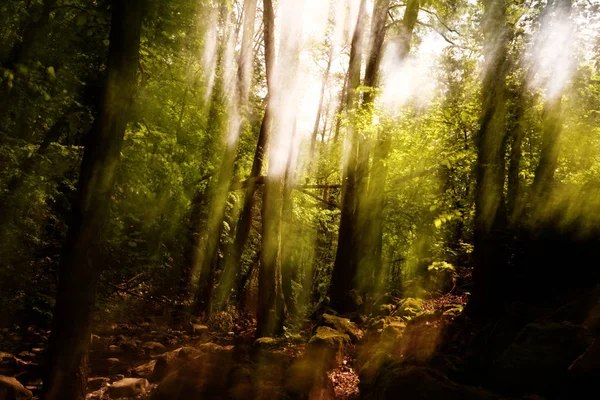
196,342,226,353
189,324,209,335
569,338,600,376
142,341,166,355
426,261,457,294
374,304,395,316
87,377,109,392
108,378,149,398
493,321,591,395
284,358,335,400
347,289,364,311
132,360,156,379
319,314,362,343
150,346,205,382
253,337,280,349
305,327,350,369
0,353,19,376
395,298,424,319
151,351,235,400
361,365,500,400
16,352,34,360
0,375,33,400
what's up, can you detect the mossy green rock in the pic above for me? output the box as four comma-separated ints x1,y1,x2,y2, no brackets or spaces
396,298,424,318
319,314,361,343
306,326,350,369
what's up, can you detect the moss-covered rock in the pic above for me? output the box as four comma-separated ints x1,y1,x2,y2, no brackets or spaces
306,327,350,369
253,337,281,349
318,314,361,343
395,298,424,319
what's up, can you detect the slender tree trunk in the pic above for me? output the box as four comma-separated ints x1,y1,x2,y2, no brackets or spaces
42,1,143,399
327,0,367,313
506,85,525,223
310,46,334,155
216,0,269,309
256,0,286,338
530,97,563,204
364,0,419,294
469,0,510,317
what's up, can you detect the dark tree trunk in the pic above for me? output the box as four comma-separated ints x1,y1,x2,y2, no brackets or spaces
42,1,143,399
256,0,286,338
327,0,367,313
469,0,510,317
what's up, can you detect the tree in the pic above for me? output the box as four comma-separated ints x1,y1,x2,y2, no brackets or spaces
327,0,368,313
469,0,510,316
42,1,144,398
256,0,286,338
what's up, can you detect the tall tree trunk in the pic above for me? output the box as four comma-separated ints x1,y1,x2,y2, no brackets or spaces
469,0,510,317
530,97,563,205
193,7,245,316
310,46,334,155
216,0,269,310
42,1,143,399
506,85,525,223
327,0,367,313
256,0,286,338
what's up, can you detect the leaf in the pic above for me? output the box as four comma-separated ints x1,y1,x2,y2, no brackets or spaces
47,66,55,79
434,219,442,229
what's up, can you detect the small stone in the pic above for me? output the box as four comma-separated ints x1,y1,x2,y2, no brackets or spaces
108,345,122,354
190,324,209,335
142,341,166,355
108,377,149,398
87,376,110,392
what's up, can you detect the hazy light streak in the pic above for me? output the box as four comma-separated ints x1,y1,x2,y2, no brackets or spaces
526,2,576,100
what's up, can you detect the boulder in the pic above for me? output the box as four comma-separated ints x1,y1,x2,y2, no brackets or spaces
132,360,156,379
150,346,204,382
108,378,149,398
361,365,500,400
318,314,361,343
305,327,350,369
569,338,600,376
284,358,335,400
151,351,235,400
0,375,32,400
493,321,591,394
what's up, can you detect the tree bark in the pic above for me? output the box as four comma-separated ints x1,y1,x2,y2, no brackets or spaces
216,0,270,310
42,1,143,399
363,0,419,294
469,0,510,317
327,0,367,313
256,0,286,338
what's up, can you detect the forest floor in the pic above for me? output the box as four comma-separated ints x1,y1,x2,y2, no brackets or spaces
2,283,598,400
0,291,468,399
